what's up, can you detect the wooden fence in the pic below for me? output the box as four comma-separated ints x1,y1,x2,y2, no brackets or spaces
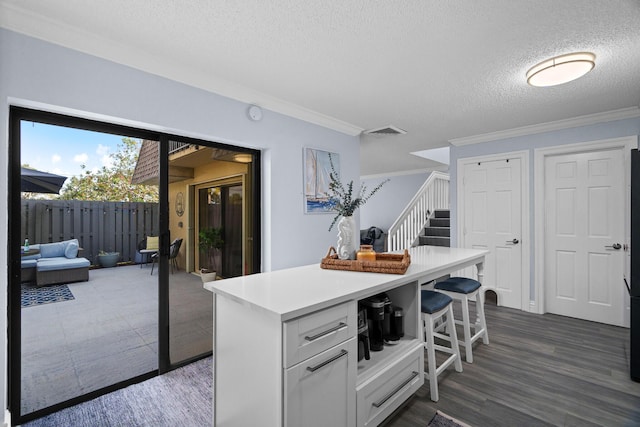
21,199,159,265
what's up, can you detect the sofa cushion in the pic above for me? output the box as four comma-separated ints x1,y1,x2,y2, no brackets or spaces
37,257,90,272
64,240,79,258
39,241,66,258
38,239,80,259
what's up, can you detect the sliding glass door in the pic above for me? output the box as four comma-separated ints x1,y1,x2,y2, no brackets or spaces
11,111,161,422
168,141,257,365
9,107,261,423
197,182,245,278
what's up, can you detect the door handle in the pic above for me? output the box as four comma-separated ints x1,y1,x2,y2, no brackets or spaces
605,243,622,250
506,239,519,245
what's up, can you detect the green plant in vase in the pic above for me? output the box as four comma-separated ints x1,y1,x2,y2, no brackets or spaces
326,153,388,259
199,227,224,277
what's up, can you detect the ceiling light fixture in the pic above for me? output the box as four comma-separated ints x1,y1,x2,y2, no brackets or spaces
233,153,253,163
526,52,595,87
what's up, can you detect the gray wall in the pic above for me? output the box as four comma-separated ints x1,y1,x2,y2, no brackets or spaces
450,117,640,304
360,172,429,232
0,29,360,422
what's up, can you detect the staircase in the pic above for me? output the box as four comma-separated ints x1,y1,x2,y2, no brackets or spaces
387,171,449,252
418,210,450,247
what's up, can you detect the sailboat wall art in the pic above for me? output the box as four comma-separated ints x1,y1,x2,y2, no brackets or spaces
304,148,339,213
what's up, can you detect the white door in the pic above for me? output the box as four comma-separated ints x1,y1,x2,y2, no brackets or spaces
544,148,625,326
462,158,523,309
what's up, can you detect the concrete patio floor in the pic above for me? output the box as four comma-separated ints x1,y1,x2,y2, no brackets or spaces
20,264,212,416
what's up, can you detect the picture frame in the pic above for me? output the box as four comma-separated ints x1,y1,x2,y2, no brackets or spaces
304,147,339,214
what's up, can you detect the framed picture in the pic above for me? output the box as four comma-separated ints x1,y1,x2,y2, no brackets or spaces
304,148,339,213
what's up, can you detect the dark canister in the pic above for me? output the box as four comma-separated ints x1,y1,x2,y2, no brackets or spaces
361,296,385,351
391,307,404,340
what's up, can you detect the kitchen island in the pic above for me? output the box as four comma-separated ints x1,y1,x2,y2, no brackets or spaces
205,245,488,427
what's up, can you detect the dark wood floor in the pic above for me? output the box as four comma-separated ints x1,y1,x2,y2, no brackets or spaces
384,302,640,427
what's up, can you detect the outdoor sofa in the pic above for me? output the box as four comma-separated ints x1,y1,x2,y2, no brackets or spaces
21,239,90,287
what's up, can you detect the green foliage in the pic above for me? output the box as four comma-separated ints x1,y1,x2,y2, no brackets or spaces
327,153,389,231
59,138,158,202
199,227,224,271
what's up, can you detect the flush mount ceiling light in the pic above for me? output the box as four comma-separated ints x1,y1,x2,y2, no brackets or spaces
526,52,595,87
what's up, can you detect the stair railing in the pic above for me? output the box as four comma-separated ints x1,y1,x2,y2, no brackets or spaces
387,171,450,252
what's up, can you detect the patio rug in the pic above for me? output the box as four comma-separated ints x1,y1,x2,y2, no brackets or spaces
21,284,75,308
428,410,472,427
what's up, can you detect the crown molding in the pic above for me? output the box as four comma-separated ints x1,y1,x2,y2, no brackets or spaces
360,165,448,180
0,3,363,137
449,107,640,146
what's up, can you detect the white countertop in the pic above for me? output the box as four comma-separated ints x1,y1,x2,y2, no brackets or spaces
205,245,488,321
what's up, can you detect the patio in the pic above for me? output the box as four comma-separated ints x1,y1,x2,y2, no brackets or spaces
20,264,212,415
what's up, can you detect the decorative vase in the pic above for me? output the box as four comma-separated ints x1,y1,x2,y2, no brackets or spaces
337,215,357,260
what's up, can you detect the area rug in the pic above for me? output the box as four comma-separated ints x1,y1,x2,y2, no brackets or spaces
428,410,473,427
21,284,75,308
21,356,212,427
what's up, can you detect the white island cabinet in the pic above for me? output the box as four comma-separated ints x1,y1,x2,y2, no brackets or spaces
205,246,487,427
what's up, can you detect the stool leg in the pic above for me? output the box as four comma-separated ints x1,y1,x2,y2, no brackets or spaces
446,305,463,373
460,296,473,363
477,288,489,345
423,314,439,402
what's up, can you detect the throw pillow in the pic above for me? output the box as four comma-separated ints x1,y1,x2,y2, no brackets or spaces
64,240,79,259
146,236,159,250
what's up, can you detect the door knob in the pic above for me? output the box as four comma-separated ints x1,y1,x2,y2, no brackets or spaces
605,243,622,250
506,239,519,245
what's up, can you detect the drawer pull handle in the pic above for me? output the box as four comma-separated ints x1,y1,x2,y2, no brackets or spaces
372,371,419,408
304,322,347,341
306,349,348,373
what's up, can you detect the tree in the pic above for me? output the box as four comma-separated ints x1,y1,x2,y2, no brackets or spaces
60,138,158,202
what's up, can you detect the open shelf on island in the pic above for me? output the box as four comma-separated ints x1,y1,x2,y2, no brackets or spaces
356,280,422,387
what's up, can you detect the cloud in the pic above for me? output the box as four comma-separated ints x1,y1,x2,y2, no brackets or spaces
51,154,61,163
96,144,110,156
73,153,88,163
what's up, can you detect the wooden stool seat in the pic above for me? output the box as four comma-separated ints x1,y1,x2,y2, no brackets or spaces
434,277,489,363
421,290,462,402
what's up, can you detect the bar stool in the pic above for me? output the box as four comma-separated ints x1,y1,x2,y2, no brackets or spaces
434,277,489,363
421,290,462,402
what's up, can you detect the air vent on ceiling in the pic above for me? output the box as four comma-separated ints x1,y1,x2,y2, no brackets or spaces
364,125,407,135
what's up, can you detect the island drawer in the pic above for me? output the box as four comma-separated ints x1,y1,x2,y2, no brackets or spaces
284,301,356,368
356,344,424,427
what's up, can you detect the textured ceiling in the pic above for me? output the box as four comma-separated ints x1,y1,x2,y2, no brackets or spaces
2,0,639,176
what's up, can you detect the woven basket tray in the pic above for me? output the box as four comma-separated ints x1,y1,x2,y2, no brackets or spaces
320,247,411,275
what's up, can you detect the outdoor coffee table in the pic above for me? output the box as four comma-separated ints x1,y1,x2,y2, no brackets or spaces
21,248,40,257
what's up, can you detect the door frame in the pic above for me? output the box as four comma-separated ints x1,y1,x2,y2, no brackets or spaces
534,136,638,322
456,150,531,311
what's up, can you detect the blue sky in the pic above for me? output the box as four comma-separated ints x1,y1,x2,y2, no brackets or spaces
20,121,135,178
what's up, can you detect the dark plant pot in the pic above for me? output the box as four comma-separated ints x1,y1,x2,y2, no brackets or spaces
98,252,119,268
